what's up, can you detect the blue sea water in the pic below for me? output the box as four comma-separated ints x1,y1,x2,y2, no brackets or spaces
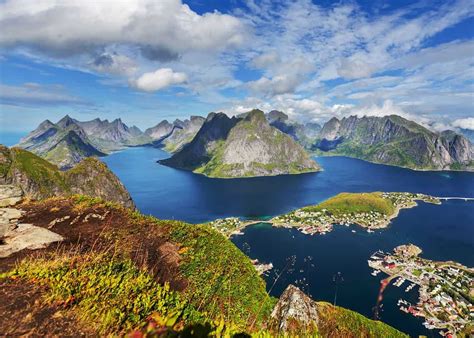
0,132,24,147
101,147,474,335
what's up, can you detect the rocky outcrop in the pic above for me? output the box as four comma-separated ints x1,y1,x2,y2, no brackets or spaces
313,115,474,170
0,185,63,258
270,285,319,334
160,110,319,178
64,158,134,209
0,145,134,209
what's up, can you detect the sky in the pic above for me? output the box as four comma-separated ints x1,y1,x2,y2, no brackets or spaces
0,0,473,133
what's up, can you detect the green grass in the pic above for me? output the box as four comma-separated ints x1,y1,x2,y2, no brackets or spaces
302,192,396,216
10,147,69,194
166,221,275,329
9,253,188,334
317,302,408,337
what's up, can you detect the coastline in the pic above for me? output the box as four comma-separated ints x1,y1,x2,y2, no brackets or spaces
209,192,446,238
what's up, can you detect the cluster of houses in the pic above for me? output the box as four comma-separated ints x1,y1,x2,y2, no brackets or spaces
368,245,473,336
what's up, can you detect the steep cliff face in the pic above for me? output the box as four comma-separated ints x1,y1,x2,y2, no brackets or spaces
160,110,319,178
159,112,238,170
314,115,474,170
266,110,321,148
0,145,134,208
144,120,174,140
160,116,206,153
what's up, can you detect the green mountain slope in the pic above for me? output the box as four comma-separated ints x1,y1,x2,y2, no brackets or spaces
313,115,474,171
0,145,133,208
160,109,320,178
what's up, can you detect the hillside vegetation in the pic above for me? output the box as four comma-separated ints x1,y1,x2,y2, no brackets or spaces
313,115,474,171
0,146,133,208
302,192,396,216
0,195,406,336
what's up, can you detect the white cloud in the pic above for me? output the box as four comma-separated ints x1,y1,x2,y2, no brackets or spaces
89,53,137,76
0,0,246,58
250,52,280,69
452,117,474,130
131,68,187,92
337,57,376,79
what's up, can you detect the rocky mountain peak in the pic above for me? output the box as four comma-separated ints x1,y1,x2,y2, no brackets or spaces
244,109,266,124
160,109,319,178
56,115,76,128
266,110,289,123
270,284,319,334
38,119,55,129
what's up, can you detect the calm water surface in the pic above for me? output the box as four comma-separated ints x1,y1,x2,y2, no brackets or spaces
101,146,473,336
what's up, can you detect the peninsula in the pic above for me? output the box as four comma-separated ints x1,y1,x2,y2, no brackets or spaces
368,245,473,336
208,192,441,237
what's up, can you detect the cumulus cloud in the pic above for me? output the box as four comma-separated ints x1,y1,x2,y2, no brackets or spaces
131,68,187,92
0,0,246,58
337,57,377,79
452,117,474,130
90,53,137,76
248,75,301,96
250,52,280,69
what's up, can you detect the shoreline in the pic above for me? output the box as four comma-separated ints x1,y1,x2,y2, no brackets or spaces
209,192,450,238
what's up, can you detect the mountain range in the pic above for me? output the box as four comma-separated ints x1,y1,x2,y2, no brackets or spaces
159,109,320,178
19,110,474,173
145,116,205,153
312,115,474,171
18,115,152,169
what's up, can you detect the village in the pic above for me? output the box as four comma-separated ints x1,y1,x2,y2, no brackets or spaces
208,192,442,237
368,244,474,336
270,192,441,234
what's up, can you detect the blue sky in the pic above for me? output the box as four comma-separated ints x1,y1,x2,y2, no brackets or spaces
0,0,473,132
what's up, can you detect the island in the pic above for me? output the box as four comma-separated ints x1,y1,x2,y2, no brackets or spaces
368,245,473,336
208,192,441,237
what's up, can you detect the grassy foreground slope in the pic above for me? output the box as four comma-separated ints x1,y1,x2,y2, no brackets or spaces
0,195,406,337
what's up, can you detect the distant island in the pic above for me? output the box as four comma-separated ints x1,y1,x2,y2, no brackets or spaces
18,110,474,173
159,109,320,178
368,244,473,336
209,192,442,237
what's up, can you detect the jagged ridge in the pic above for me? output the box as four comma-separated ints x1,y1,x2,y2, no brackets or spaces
313,115,474,170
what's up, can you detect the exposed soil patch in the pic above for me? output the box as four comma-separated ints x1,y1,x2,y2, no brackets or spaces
0,278,96,337
2,198,186,290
